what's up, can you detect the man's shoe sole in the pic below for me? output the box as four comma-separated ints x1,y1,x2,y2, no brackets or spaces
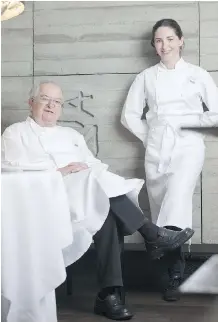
94,306,134,321
151,228,194,260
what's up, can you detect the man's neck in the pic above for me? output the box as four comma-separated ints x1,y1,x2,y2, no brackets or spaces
30,116,56,128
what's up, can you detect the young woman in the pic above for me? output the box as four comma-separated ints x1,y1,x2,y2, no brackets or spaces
121,18,218,301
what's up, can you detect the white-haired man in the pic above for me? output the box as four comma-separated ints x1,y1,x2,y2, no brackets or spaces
2,81,194,320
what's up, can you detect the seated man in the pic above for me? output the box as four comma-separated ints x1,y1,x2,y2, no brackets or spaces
2,81,194,321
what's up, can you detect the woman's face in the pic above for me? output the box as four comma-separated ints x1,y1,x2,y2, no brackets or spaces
154,26,184,64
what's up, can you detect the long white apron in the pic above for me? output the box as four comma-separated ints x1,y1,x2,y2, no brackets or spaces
122,59,218,230
144,67,206,229
145,119,205,229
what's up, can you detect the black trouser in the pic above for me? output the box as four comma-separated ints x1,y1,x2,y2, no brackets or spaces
167,247,185,279
93,194,154,289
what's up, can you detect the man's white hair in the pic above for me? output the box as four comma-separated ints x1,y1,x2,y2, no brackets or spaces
29,81,62,99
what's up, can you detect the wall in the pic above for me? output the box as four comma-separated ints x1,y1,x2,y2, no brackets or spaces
1,1,218,244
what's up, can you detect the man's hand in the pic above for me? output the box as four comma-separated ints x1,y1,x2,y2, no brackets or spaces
57,162,88,176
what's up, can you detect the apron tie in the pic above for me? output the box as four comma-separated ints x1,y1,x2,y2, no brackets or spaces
158,123,177,174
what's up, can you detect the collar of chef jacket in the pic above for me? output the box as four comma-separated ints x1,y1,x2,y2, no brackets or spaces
26,116,57,135
157,58,208,111
159,57,186,71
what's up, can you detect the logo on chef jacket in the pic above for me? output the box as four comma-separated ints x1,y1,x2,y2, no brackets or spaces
189,77,196,84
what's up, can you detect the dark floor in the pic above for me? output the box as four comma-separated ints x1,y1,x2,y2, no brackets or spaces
56,250,218,322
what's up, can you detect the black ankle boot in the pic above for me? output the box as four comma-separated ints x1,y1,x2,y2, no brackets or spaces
145,227,194,260
163,274,181,301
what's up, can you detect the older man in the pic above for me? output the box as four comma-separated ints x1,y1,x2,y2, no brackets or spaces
1,81,194,321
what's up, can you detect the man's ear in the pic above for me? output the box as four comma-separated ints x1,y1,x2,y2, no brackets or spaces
28,98,34,109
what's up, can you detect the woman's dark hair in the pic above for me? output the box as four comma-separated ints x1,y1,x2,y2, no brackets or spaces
151,19,183,47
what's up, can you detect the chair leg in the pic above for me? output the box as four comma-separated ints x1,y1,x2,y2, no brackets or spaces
66,265,73,295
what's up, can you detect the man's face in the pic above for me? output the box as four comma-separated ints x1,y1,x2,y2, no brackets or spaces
29,83,63,127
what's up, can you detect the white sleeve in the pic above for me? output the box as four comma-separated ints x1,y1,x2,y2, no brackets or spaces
1,126,29,167
77,134,108,170
200,70,218,126
1,126,54,170
121,72,149,145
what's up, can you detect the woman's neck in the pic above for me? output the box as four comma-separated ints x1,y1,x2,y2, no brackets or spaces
161,56,181,70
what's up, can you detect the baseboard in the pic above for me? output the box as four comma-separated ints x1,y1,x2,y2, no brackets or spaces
123,243,218,255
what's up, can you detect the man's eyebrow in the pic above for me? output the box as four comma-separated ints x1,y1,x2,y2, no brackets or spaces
40,94,49,97
40,94,63,100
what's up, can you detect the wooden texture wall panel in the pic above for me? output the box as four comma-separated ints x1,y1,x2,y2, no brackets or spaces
1,77,33,109
202,161,218,244
1,76,33,132
202,72,218,244
209,72,218,85
200,1,218,71
1,1,33,76
34,1,199,75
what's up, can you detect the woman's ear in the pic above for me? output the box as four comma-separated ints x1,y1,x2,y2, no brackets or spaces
180,36,184,48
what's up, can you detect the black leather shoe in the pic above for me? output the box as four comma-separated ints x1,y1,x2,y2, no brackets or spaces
163,276,181,301
94,293,134,320
146,227,194,260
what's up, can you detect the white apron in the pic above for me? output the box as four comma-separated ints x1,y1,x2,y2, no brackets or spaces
121,58,218,229
144,116,205,229
1,117,144,266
